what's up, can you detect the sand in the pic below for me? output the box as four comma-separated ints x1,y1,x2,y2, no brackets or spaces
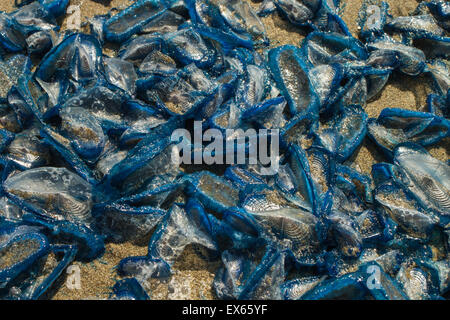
49,242,148,300
0,0,448,300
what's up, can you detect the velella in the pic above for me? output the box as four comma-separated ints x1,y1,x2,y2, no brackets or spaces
103,0,169,43
4,167,93,223
368,108,450,157
0,225,49,288
268,45,319,117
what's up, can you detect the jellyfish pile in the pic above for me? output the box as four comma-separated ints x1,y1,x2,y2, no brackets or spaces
0,0,449,300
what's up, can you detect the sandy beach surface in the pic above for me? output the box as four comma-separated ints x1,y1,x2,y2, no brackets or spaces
0,0,448,299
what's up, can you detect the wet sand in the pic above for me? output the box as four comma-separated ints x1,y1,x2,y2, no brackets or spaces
0,0,448,299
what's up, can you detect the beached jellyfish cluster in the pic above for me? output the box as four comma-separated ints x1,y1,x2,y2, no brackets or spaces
0,0,449,300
